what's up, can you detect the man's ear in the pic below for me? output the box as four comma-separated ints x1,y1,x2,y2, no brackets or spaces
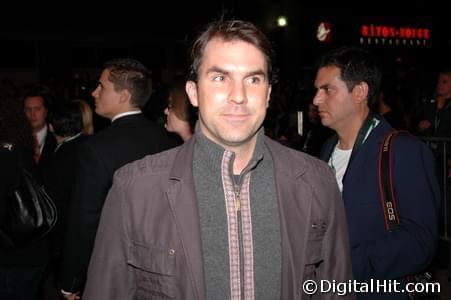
266,85,272,108
186,80,199,107
119,89,132,104
352,81,369,104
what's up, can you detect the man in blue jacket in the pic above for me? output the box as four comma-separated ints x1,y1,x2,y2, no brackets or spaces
315,46,440,299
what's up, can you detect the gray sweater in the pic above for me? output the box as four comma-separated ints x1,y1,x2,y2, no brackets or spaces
193,128,281,299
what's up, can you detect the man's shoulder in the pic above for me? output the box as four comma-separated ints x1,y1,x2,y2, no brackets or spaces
390,131,434,161
375,125,429,152
81,117,160,145
114,146,181,182
265,137,333,177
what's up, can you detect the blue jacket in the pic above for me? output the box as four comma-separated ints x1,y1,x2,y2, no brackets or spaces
321,118,440,299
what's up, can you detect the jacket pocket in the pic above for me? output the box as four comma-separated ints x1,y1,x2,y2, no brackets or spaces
303,221,326,285
305,221,326,264
128,241,176,299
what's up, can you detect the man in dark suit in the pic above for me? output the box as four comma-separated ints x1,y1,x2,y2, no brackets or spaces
43,102,88,278
23,89,57,173
59,58,172,299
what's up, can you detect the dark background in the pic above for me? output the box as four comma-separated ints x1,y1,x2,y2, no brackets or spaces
0,3,448,126
0,3,447,81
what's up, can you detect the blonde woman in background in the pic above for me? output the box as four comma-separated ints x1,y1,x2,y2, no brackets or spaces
73,99,94,135
164,78,197,142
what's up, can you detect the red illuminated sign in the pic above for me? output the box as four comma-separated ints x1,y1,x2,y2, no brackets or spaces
360,24,431,47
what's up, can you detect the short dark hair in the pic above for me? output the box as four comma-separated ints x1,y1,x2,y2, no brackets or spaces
48,102,82,137
188,19,276,84
317,46,382,106
0,96,34,149
438,67,451,78
103,58,152,108
22,85,54,109
168,77,197,130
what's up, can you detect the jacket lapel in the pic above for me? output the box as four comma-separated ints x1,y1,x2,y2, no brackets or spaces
266,138,311,298
166,139,205,299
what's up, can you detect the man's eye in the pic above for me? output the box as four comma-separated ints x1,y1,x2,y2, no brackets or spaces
213,75,225,82
248,76,261,84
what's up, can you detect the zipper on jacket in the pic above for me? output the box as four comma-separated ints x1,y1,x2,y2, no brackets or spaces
234,185,241,211
234,183,245,297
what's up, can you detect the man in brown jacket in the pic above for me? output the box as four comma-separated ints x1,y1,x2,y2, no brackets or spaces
84,20,353,299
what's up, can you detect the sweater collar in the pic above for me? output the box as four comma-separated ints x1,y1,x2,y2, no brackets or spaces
193,122,265,181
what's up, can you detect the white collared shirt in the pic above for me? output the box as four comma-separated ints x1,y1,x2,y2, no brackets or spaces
55,132,82,152
111,110,142,123
35,125,48,154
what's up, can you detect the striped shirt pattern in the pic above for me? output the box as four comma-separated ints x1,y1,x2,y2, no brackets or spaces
221,150,255,300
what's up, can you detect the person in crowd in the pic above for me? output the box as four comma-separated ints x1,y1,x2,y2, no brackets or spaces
263,83,296,148
417,68,451,137
164,77,197,142
73,99,94,135
42,102,88,297
23,87,57,170
83,19,353,299
376,79,407,130
301,102,333,157
0,95,50,299
416,68,451,182
59,58,173,299
315,46,440,299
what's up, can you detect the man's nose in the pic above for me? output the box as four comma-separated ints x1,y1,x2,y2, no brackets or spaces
91,87,99,98
229,81,247,104
312,90,323,105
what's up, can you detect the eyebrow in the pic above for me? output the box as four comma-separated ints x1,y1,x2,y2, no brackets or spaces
206,66,267,79
316,83,331,89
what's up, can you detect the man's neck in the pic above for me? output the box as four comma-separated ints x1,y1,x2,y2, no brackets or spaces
231,141,256,175
437,95,451,109
336,109,369,150
33,124,46,135
198,123,259,175
179,127,193,142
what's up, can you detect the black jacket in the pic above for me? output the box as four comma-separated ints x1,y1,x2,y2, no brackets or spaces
42,134,88,257
60,113,174,292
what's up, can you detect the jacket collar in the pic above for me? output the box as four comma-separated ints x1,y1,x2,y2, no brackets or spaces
264,137,307,179
169,125,267,181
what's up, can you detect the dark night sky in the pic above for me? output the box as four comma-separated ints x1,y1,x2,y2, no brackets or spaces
0,2,440,37
0,3,447,83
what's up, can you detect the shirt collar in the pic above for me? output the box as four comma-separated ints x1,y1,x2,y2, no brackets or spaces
55,132,82,152
35,124,48,152
111,110,141,123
